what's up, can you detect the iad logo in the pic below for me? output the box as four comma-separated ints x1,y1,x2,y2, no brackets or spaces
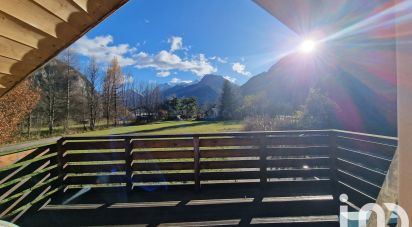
339,194,409,227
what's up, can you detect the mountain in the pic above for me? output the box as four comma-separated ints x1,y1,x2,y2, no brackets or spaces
32,59,90,122
163,74,235,105
241,54,325,112
240,53,397,136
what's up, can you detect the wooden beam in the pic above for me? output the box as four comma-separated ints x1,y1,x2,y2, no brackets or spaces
0,0,129,97
0,56,18,75
0,0,68,38
0,36,34,61
0,11,46,48
31,0,94,30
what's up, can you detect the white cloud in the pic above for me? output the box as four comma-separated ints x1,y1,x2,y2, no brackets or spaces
157,71,171,77
168,36,183,52
232,62,251,76
223,76,236,83
170,78,193,84
135,51,216,76
73,35,217,77
210,56,228,64
72,35,136,67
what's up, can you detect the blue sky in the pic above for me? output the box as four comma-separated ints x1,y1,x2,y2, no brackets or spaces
71,0,299,85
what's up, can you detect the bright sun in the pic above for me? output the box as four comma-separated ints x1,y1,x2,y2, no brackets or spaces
299,39,316,53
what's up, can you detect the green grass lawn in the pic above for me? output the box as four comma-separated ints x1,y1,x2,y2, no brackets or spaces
0,121,243,153
76,121,243,136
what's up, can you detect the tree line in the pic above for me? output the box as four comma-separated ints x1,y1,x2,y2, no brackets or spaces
217,79,340,130
0,50,214,143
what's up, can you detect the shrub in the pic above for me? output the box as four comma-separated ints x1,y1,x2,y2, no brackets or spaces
243,114,300,131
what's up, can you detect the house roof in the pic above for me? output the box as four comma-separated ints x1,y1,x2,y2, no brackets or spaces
0,0,128,97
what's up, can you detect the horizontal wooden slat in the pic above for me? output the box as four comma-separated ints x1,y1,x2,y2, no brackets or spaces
265,136,329,146
337,170,380,199
133,173,194,183
338,181,375,209
337,158,386,187
266,146,330,157
133,150,193,160
337,147,391,172
133,139,193,148
65,164,125,173
200,138,260,147
267,168,330,179
266,157,330,168
63,130,331,140
132,162,194,171
337,136,396,158
336,131,397,146
64,141,124,150
65,175,126,185
201,160,260,169
201,149,259,158
201,171,260,181
65,152,124,162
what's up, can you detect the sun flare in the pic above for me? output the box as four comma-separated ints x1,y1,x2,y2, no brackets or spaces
299,39,317,53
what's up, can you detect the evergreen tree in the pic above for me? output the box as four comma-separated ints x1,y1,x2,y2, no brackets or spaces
218,80,236,120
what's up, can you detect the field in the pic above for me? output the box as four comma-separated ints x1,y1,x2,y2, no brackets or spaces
76,121,243,136
0,120,243,155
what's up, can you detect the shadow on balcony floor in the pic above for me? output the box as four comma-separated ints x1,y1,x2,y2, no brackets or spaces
18,183,339,227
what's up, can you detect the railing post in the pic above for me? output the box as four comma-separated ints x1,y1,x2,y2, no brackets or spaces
124,138,133,192
329,130,340,209
259,135,267,188
193,136,201,192
56,138,66,192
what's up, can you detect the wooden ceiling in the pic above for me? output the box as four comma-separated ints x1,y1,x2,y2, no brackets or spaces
254,0,393,36
0,0,128,97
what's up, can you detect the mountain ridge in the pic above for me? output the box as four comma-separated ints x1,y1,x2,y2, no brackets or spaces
163,74,236,105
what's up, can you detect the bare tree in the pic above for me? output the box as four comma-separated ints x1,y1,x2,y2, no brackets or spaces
38,61,59,135
139,82,163,120
85,57,100,130
59,47,78,131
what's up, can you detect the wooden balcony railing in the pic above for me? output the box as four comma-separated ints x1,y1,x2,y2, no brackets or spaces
0,144,60,222
0,130,397,224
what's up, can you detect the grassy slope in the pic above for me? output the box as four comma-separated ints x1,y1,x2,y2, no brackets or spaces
76,121,243,136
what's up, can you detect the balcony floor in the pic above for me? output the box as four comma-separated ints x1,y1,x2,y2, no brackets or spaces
18,182,339,227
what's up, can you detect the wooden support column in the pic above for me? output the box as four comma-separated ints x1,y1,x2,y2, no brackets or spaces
56,138,66,192
259,135,267,188
396,0,412,218
193,136,201,192
124,138,133,192
328,130,340,209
